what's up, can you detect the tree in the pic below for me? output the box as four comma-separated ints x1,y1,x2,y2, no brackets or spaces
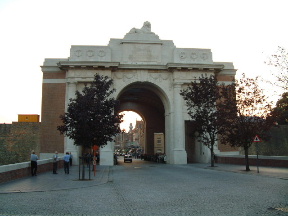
180,74,220,167
218,74,274,171
265,46,288,91
271,92,288,125
57,74,123,149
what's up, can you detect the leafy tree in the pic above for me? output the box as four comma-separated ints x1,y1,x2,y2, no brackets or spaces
265,46,288,91
180,74,220,167
57,74,123,149
271,92,288,125
218,74,274,171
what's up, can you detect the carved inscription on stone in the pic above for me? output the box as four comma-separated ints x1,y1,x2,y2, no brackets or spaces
122,43,161,63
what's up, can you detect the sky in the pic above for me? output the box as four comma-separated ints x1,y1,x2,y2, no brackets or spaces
0,0,287,130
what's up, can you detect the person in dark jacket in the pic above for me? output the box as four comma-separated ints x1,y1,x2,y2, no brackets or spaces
63,152,71,174
30,150,38,176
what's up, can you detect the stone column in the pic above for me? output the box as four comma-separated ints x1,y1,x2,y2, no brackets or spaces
165,111,172,164
65,81,80,165
172,83,187,164
100,140,114,165
100,106,116,166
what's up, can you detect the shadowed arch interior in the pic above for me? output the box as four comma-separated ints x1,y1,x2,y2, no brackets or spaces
116,83,165,155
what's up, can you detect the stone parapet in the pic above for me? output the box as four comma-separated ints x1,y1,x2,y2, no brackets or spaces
0,158,64,184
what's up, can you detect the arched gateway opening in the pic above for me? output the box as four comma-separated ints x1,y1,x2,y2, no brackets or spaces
40,21,237,166
117,82,166,156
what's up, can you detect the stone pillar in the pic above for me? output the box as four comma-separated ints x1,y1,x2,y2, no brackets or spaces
100,141,114,165
165,111,172,164
65,81,80,165
172,83,187,164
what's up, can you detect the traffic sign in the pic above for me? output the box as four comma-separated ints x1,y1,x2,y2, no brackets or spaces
253,135,261,142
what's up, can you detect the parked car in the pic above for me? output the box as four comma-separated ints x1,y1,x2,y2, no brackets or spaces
124,155,132,163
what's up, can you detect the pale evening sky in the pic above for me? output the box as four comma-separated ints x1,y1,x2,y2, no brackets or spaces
0,0,287,130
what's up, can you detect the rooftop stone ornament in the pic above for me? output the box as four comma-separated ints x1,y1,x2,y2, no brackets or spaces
129,21,152,33
124,21,160,41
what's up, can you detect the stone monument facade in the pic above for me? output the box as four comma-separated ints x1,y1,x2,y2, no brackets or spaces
40,22,237,165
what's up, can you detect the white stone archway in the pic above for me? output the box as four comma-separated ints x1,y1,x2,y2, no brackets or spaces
40,22,237,165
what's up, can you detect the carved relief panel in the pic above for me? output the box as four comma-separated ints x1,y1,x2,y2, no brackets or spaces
122,43,162,64
69,46,111,62
174,48,213,64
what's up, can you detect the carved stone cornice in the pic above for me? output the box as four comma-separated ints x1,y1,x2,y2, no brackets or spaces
57,61,120,70
167,63,224,72
57,61,225,73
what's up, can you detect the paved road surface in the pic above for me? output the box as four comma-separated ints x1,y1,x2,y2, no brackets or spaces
0,158,287,215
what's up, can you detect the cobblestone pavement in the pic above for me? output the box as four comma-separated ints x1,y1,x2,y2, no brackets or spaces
0,159,287,216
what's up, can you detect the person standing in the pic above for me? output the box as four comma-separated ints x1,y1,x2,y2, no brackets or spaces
53,151,59,174
63,152,71,174
30,150,38,176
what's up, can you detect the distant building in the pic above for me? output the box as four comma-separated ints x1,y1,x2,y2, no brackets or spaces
18,114,40,123
132,120,145,149
114,131,129,149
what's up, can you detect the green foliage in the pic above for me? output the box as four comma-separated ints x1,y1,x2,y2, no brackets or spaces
271,92,288,125
57,74,123,148
180,74,220,166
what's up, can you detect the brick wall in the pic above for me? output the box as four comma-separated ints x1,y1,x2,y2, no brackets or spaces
218,142,240,152
215,156,288,168
40,82,65,153
0,124,12,135
0,159,64,184
0,122,41,165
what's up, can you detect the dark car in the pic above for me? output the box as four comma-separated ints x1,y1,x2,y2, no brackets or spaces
124,155,132,163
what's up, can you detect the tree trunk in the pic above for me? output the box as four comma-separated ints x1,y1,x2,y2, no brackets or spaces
244,147,250,171
210,147,215,167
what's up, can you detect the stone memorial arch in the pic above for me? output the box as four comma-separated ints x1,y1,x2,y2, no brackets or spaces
40,22,237,165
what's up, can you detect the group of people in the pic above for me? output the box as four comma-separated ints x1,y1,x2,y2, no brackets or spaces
30,150,73,176
53,151,72,174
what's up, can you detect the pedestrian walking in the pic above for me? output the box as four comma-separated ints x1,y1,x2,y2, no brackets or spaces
63,152,71,174
30,150,38,176
53,151,59,174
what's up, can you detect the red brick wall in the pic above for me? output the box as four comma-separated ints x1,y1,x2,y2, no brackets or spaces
0,162,64,184
43,72,66,79
40,82,66,153
218,143,239,152
216,75,235,82
215,156,288,168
